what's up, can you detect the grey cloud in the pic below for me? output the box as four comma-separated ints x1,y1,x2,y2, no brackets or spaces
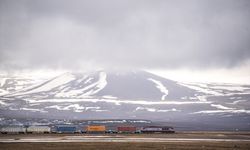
0,0,250,70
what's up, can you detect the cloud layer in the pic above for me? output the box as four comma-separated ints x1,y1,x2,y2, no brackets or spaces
0,0,250,71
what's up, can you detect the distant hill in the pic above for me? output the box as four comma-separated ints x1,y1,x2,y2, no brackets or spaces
0,70,250,130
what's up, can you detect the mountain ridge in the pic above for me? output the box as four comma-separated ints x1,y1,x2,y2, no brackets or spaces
0,70,249,130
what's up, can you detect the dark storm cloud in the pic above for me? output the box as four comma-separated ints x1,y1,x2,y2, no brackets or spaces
0,0,250,70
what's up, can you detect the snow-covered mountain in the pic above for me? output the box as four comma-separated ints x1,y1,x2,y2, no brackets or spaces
0,70,250,130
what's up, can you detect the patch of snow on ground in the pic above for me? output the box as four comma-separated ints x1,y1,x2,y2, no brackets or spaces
0,78,7,87
0,100,7,106
157,108,180,112
227,100,247,105
191,83,208,88
27,98,211,105
196,96,207,102
179,83,223,96
148,78,168,100
129,120,152,123
11,73,75,95
80,72,107,96
135,107,179,112
20,108,47,113
102,95,117,99
63,104,85,111
0,89,9,96
192,109,250,114
210,104,235,110
45,104,103,112
85,107,101,110
84,77,94,84
209,85,250,92
56,72,107,98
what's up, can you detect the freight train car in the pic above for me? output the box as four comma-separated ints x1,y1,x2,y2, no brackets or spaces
141,126,175,133
117,126,137,133
26,126,51,134
86,125,106,133
55,125,78,133
0,126,26,134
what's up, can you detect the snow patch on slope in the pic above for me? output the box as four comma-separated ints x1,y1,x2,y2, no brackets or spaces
102,95,117,99
0,100,7,106
84,78,93,84
45,104,106,112
192,109,250,114
0,78,7,87
196,96,207,102
135,107,179,112
20,108,47,113
227,100,247,105
0,89,9,96
148,78,169,100
55,72,107,98
80,72,107,97
11,73,75,96
210,104,235,110
178,83,223,96
209,85,250,92
27,98,211,105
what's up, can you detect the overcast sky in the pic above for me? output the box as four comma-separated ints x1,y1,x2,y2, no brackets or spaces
0,0,250,82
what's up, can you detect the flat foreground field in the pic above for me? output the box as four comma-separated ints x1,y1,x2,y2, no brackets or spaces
0,132,250,150
1,141,250,150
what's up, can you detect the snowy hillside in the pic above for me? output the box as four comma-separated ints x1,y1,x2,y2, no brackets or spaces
0,70,250,129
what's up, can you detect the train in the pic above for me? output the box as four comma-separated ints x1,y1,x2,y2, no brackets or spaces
0,125,175,134
0,126,26,134
141,126,175,133
54,125,79,134
26,126,51,134
86,125,106,133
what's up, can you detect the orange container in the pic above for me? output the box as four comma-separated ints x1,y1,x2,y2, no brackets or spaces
86,125,106,132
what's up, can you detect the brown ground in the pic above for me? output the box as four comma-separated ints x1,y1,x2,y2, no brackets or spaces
1,131,250,139
0,142,250,150
0,132,250,150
